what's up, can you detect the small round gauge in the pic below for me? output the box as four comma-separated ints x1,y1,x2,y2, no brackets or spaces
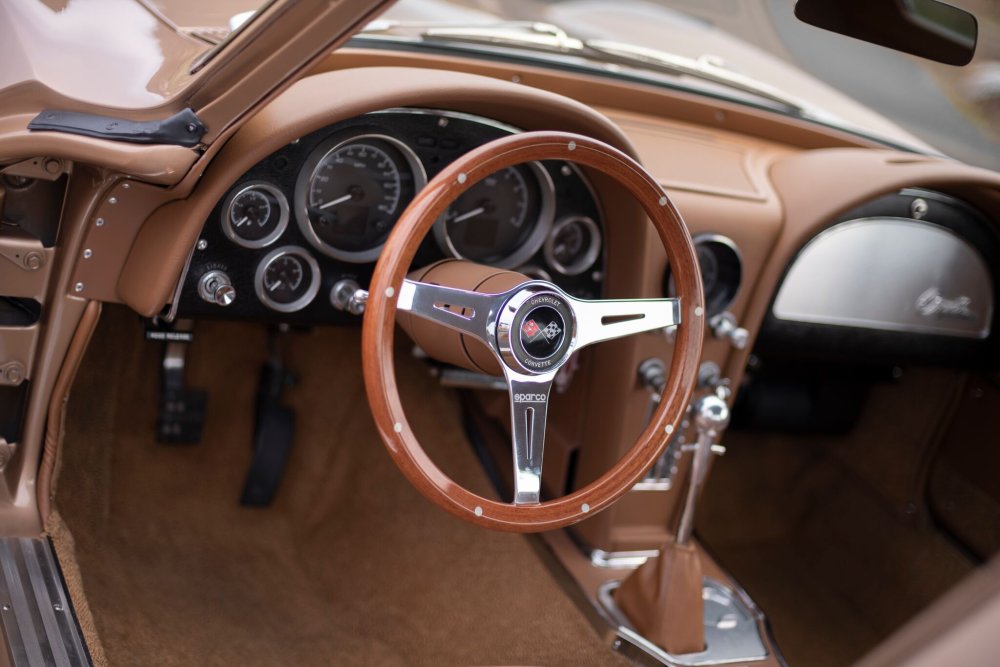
295,134,426,262
665,234,742,317
544,216,602,276
254,246,321,313
434,162,555,269
221,182,289,249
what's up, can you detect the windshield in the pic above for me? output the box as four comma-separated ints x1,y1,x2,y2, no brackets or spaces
373,0,1000,170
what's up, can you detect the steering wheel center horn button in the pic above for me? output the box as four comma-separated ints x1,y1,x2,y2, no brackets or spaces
499,289,576,374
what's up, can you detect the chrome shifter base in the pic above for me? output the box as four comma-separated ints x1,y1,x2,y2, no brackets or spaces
597,578,770,666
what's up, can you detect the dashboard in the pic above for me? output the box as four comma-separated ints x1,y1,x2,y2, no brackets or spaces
171,109,606,324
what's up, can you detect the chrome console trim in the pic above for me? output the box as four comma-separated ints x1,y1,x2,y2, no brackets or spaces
599,578,769,666
773,217,993,339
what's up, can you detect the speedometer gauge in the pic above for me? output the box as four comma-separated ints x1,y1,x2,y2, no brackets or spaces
295,134,426,262
434,162,555,269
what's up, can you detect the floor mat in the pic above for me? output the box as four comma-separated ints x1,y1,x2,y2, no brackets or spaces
56,307,626,667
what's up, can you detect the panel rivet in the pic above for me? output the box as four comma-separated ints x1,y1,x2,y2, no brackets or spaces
385,286,395,298
74,282,84,293
581,503,590,513
474,506,483,517
108,196,118,205
658,196,667,206
567,141,577,151
95,218,105,227
457,173,467,184
393,422,403,433
83,249,93,259
665,424,674,435
694,306,704,317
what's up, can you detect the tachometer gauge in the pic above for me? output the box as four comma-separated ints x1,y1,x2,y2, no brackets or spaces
254,246,321,313
221,182,289,249
434,162,555,269
544,216,602,276
295,134,425,262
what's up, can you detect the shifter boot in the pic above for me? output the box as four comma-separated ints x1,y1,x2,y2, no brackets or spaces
616,539,705,655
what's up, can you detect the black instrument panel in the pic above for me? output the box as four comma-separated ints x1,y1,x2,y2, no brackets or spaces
173,109,605,324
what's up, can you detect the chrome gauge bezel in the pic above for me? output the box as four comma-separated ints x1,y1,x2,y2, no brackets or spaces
543,215,602,276
220,181,290,249
667,233,743,316
254,245,322,313
433,161,556,270
294,133,427,263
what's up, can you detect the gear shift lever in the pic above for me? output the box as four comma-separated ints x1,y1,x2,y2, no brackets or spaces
677,389,730,545
616,388,730,655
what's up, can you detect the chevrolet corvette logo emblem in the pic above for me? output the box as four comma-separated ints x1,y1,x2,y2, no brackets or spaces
521,319,562,342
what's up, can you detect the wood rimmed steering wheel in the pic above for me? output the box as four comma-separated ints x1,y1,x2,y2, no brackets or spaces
362,131,703,532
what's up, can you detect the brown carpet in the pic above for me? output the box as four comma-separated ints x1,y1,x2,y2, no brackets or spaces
697,369,976,667
55,306,626,667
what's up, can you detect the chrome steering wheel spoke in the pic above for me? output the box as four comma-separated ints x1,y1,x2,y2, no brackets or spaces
569,296,681,350
504,369,557,505
397,278,507,345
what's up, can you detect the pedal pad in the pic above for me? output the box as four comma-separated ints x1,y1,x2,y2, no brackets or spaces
157,386,207,444
240,358,297,506
151,320,207,445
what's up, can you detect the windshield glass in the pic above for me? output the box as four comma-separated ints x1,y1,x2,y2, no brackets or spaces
374,0,1000,170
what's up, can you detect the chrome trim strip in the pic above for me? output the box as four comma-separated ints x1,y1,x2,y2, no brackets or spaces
0,538,91,666
598,579,768,666
590,548,659,569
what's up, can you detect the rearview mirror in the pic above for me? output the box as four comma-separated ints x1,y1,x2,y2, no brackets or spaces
794,0,978,66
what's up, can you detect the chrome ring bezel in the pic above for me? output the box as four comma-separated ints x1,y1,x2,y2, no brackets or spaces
433,161,556,270
220,181,290,249
544,215,602,276
294,133,427,263
254,245,321,313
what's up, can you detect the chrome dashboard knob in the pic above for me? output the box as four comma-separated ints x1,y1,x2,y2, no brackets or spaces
331,279,368,316
198,270,236,307
709,311,749,349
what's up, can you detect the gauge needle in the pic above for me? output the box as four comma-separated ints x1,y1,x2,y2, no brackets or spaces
234,216,249,227
269,280,283,291
451,206,486,224
319,193,353,210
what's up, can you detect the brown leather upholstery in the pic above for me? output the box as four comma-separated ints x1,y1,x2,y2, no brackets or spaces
616,539,705,654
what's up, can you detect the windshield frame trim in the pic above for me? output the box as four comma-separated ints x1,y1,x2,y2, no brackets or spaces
348,36,937,157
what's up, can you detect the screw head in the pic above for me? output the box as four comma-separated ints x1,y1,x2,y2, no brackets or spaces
83,249,93,259
197,239,208,251
74,282,84,293
23,252,43,271
4,363,25,386
108,197,117,205
96,218,105,227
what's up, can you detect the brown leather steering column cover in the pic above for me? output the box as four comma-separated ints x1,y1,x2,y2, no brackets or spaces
399,260,527,376
363,131,704,532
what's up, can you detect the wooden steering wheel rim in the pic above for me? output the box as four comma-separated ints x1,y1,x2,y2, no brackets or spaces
362,131,704,532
